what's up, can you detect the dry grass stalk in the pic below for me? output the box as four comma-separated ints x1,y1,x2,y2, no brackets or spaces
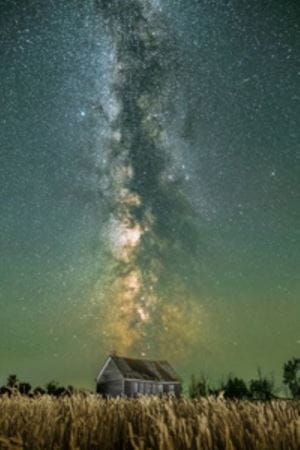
0,394,299,449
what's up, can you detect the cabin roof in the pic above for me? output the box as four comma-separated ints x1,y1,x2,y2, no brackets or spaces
109,355,181,382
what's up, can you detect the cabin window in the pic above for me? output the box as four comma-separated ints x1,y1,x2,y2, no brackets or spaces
151,383,156,394
138,382,144,394
145,382,151,394
132,382,138,394
157,384,163,393
168,384,175,394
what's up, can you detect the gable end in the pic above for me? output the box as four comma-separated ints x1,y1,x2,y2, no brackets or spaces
96,356,124,383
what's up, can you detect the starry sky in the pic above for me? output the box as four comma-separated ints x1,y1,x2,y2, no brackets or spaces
0,0,299,389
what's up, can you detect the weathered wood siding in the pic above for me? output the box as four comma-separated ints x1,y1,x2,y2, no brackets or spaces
97,358,123,383
97,357,124,397
124,380,133,397
97,379,123,397
123,380,182,397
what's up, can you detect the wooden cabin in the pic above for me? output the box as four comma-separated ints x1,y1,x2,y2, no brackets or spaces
96,355,182,397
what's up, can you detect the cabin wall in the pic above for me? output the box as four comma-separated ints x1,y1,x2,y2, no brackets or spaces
97,357,125,397
124,380,134,397
97,358,123,384
124,380,182,397
97,379,123,397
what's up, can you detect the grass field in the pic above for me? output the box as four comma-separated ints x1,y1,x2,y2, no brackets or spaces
0,394,299,449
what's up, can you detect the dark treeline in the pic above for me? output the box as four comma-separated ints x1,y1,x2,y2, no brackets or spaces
0,375,87,398
1,357,299,400
189,357,300,400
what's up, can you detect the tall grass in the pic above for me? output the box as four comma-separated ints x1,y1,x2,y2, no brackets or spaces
0,394,299,449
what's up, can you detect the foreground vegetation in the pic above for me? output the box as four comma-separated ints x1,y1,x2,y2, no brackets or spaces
0,394,299,450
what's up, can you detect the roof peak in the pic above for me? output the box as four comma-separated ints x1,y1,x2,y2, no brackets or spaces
111,354,168,364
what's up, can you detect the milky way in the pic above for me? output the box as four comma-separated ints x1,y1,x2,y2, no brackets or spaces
89,0,204,358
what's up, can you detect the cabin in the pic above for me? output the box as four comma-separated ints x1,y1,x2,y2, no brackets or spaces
96,355,182,397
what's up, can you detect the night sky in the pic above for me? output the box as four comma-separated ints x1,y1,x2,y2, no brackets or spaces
0,0,299,389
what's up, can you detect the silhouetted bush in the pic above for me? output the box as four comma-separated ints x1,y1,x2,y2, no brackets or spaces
54,387,70,397
18,382,32,395
6,374,18,389
249,372,275,401
45,381,59,395
189,374,209,398
283,358,300,399
0,386,11,396
33,387,46,396
222,377,250,400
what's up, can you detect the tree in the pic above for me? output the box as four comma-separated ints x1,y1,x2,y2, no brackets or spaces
54,387,69,397
45,381,70,397
7,374,18,388
249,378,275,401
67,385,75,395
283,358,300,399
19,382,32,395
33,386,46,396
223,377,250,400
249,369,276,401
0,386,11,396
189,374,209,398
45,381,59,395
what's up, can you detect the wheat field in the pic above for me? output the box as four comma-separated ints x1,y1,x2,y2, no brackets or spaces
0,394,299,449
